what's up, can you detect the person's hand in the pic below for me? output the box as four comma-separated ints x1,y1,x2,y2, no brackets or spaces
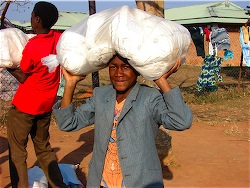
160,58,182,80
62,67,86,85
154,58,182,93
60,68,86,108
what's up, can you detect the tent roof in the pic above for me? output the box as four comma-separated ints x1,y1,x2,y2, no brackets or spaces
21,11,89,30
54,11,88,30
164,1,249,25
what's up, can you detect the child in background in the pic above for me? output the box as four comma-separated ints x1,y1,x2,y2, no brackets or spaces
6,1,66,187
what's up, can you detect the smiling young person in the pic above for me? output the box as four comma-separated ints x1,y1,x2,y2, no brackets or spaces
53,54,192,188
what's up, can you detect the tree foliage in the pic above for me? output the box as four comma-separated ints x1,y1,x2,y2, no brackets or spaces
1,0,30,28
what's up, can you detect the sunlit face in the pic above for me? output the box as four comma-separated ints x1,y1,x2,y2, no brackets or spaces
109,55,138,95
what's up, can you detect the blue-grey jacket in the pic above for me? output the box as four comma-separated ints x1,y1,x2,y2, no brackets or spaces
53,82,192,188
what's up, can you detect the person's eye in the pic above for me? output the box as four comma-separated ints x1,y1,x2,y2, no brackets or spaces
109,66,116,69
124,65,130,69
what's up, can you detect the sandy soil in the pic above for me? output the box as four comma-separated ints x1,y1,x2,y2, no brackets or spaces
0,120,249,188
1,71,249,187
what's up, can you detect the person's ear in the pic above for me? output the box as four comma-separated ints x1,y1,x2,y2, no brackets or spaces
35,16,41,23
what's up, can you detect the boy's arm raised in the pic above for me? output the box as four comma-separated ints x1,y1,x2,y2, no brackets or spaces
60,68,86,108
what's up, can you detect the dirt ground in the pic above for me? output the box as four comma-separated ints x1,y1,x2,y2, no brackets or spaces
0,67,249,187
0,121,249,188
0,103,249,188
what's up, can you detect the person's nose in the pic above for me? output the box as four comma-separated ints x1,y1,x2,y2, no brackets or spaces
115,67,124,77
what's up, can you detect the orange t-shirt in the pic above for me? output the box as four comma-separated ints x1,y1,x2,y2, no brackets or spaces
101,99,126,188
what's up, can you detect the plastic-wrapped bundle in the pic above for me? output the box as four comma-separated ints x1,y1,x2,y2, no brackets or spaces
55,7,117,75
111,6,190,80
55,6,191,80
0,28,34,68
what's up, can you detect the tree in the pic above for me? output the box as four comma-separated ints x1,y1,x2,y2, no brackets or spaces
0,1,10,29
0,0,30,29
135,0,164,18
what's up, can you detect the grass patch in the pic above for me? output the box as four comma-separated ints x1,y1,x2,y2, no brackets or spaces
183,86,250,105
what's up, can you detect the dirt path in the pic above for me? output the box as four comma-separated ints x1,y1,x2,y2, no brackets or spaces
0,120,249,188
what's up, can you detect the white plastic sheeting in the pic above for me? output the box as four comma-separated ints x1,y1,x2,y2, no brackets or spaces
28,164,83,188
47,6,191,80
0,28,35,68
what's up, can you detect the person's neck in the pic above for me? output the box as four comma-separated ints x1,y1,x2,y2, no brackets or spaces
116,91,130,103
36,28,50,34
115,82,136,103
116,96,126,104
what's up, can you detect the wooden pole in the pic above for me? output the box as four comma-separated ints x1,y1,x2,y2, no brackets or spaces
88,0,99,88
237,52,243,88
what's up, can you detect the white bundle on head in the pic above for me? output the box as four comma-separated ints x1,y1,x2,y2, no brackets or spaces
54,6,191,79
111,6,190,80
55,10,116,75
56,31,89,75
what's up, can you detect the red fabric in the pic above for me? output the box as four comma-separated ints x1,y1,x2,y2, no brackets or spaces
203,27,211,42
12,30,62,115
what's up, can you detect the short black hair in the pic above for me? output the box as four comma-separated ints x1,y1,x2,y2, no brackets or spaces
33,1,58,29
110,53,140,76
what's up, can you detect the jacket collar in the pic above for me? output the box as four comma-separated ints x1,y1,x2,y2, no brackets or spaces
105,82,140,104
104,82,140,125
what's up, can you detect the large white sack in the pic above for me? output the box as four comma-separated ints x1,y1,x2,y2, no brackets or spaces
0,28,34,68
56,9,116,75
111,6,190,80
55,6,191,79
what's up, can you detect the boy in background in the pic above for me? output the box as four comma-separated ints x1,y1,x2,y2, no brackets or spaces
7,1,66,187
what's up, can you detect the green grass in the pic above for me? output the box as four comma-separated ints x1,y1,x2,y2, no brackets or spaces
183,86,250,105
